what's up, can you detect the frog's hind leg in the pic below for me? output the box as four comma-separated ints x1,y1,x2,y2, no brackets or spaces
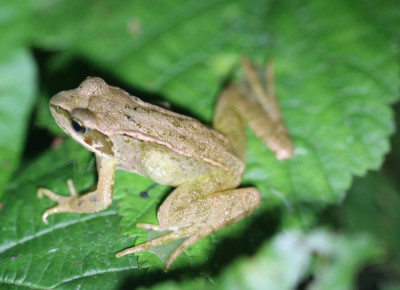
214,58,294,160
116,186,261,271
162,187,261,270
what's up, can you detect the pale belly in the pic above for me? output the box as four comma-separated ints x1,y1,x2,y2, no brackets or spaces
111,134,221,186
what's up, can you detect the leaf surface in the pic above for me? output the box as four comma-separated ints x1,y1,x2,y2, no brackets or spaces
0,0,398,287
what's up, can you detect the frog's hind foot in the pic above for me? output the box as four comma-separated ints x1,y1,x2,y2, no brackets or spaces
239,57,294,160
116,223,205,271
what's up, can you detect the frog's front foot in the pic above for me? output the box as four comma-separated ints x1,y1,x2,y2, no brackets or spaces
37,179,78,224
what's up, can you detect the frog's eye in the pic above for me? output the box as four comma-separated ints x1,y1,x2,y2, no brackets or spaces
71,117,91,135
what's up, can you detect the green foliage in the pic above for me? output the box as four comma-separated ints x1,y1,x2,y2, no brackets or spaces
217,230,381,290
0,0,399,288
0,51,36,200
141,230,383,290
0,140,139,288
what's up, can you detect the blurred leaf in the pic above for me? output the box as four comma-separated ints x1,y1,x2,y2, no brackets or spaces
0,49,36,199
308,231,382,290
381,282,400,290
0,0,36,199
0,0,31,49
348,0,400,40
147,230,383,290
336,172,400,264
218,230,382,290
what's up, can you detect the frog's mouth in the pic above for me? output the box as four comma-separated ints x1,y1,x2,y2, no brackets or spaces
49,104,114,157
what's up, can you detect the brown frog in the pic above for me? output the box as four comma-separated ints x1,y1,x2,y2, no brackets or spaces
38,59,293,270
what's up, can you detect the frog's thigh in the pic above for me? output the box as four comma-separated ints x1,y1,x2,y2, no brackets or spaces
158,187,261,230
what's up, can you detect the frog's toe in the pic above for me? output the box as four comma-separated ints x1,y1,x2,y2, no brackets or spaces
41,206,60,224
40,200,75,224
38,189,74,224
37,188,69,202
37,188,49,199
116,242,177,272
116,233,178,258
41,208,52,224
116,246,141,258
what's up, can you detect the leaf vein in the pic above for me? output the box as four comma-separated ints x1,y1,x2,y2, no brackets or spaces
0,210,117,254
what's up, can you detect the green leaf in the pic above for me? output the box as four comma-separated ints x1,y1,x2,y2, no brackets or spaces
32,0,398,207
0,0,398,287
148,229,383,290
0,0,32,49
244,0,398,208
29,0,400,214
0,0,37,200
336,172,400,265
0,0,37,199
0,140,139,288
220,230,382,290
0,49,37,199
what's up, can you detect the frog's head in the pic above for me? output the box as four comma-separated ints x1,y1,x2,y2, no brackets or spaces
49,77,114,157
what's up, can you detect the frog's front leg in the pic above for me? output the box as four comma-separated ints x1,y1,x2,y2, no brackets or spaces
37,156,117,224
116,174,261,271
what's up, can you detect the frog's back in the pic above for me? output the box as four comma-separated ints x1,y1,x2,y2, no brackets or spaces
87,79,243,174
